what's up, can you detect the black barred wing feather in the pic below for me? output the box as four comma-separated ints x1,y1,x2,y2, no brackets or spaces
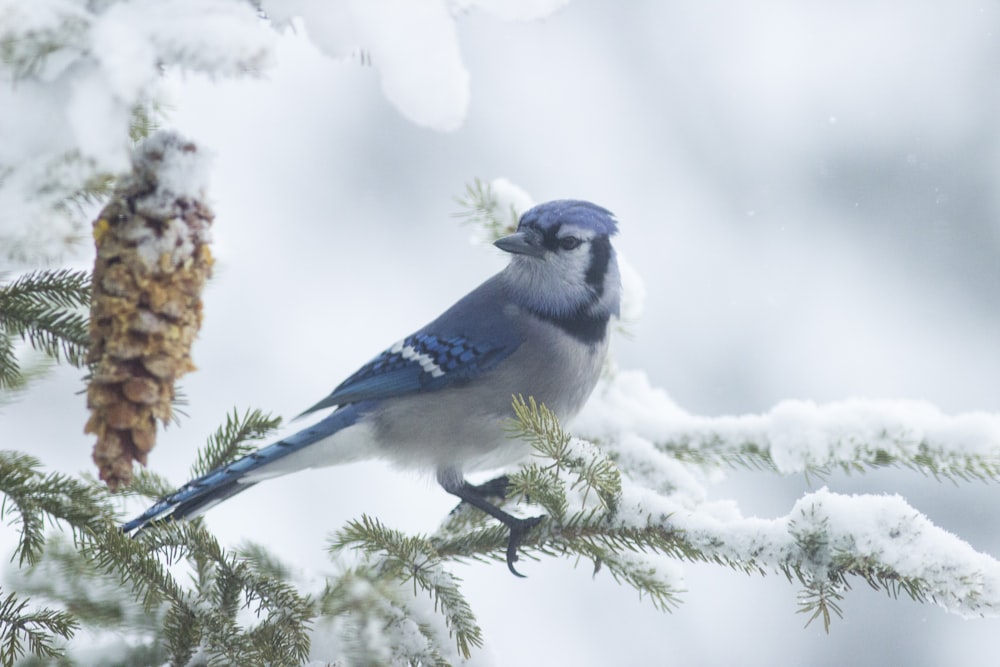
298,333,519,417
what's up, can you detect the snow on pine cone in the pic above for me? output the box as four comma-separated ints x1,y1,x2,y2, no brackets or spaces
86,132,213,490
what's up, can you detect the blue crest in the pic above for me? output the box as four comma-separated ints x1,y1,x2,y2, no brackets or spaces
518,200,618,236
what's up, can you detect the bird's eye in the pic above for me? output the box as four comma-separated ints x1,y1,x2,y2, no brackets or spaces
558,236,583,250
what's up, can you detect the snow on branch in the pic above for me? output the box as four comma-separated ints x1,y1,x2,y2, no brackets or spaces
0,0,272,257
564,367,1000,625
612,483,1000,625
0,1,576,258
578,369,1000,486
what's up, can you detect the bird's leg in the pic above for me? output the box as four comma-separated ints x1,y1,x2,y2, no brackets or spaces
468,474,511,499
439,472,543,577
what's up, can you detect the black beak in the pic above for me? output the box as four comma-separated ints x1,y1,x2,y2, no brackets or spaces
494,231,545,258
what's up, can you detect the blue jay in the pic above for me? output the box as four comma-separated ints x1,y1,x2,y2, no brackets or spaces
123,200,621,576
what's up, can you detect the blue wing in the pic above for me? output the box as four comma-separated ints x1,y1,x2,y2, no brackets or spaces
298,332,520,417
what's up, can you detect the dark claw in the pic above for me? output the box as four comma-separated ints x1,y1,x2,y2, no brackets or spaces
505,515,543,577
442,475,544,577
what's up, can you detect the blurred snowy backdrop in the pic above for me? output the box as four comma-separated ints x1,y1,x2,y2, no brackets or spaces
4,1,1000,665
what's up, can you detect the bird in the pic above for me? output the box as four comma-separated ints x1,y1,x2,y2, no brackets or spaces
123,199,622,576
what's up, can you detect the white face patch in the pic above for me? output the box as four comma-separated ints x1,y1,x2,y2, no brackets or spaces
390,340,447,378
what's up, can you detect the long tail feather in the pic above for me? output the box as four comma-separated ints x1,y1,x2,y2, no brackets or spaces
122,406,364,533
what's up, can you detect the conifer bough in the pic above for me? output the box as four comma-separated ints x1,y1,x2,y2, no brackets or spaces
86,131,213,490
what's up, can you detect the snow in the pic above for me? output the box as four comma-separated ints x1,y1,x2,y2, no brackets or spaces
451,0,572,22
627,484,1000,618
577,369,1000,479
4,1,1000,664
489,177,536,217
1,0,578,258
131,130,212,215
0,0,272,257
568,366,1000,619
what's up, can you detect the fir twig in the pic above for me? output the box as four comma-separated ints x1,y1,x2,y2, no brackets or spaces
189,407,282,479
332,515,484,659
83,520,313,664
0,269,91,389
510,395,621,513
0,589,79,665
0,451,114,567
658,431,1000,483
453,179,519,241
319,566,452,667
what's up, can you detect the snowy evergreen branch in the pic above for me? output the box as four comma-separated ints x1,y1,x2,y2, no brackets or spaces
73,496,313,665
453,178,519,240
511,395,622,512
329,396,688,653
0,589,78,666
0,410,310,664
0,269,91,389
578,370,1000,488
4,393,1000,664
0,453,113,663
317,566,454,667
660,432,1000,483
604,482,1000,628
694,403,1000,482
332,515,484,660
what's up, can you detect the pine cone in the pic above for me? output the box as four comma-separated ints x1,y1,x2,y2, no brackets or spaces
87,132,213,490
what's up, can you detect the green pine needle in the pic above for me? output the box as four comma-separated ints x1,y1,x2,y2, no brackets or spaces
453,178,519,242
0,589,79,665
0,269,91,390
189,408,282,479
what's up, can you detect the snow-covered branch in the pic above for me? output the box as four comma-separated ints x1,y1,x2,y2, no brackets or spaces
562,367,1000,625
578,369,1000,488
0,1,574,257
0,0,271,255
615,482,1000,622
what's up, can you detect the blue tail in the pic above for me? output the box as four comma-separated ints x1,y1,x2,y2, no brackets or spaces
122,406,363,534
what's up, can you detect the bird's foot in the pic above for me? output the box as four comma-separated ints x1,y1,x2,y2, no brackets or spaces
504,514,544,578
469,474,511,499
441,474,544,576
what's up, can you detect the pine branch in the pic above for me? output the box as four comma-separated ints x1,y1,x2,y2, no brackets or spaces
509,395,622,514
0,270,90,311
79,523,189,614
597,552,683,613
115,467,176,502
644,398,1000,484
189,407,282,478
0,270,91,388
796,580,845,632
0,334,20,391
453,178,519,242
319,567,452,667
10,535,158,633
0,589,78,666
332,515,484,659
236,541,293,582
160,522,312,663
0,451,114,567
79,519,313,664
661,435,1000,484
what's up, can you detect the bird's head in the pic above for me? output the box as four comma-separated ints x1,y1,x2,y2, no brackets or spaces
495,200,621,321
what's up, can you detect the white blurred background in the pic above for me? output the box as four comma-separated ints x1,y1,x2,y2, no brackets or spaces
5,1,1000,664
